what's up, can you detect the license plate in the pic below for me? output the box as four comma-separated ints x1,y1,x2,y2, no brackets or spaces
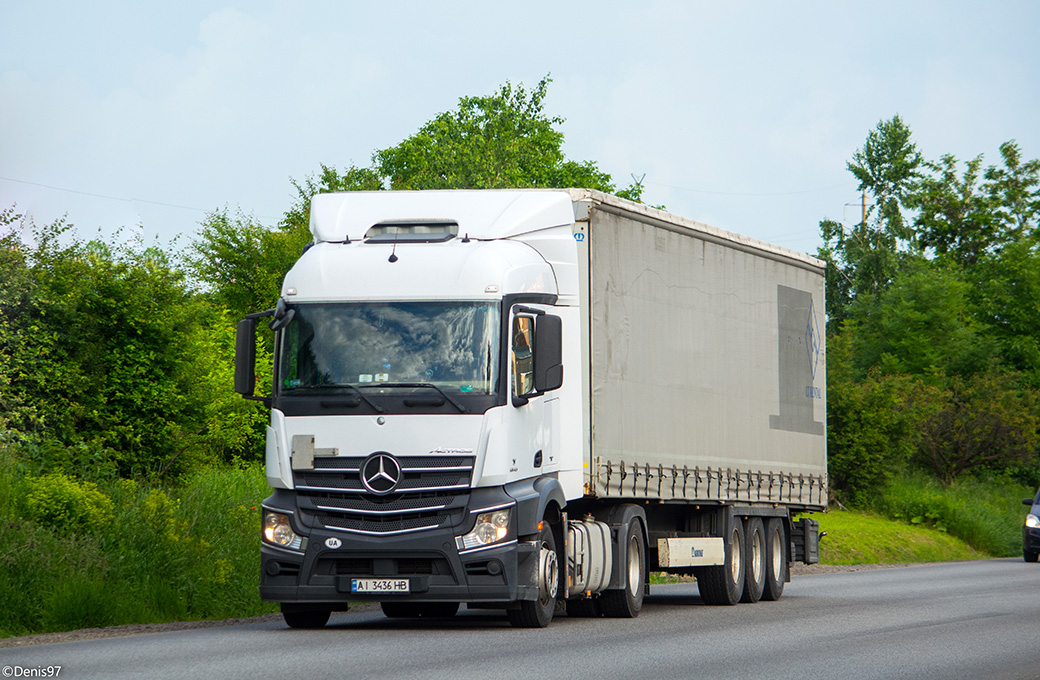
351,578,410,593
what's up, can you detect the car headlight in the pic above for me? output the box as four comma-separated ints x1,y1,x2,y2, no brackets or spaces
1026,514,1039,529
263,510,303,550
456,508,512,552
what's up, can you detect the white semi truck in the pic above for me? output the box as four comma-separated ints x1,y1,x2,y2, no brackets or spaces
235,188,827,628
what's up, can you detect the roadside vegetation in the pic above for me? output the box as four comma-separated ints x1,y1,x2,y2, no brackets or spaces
1,78,1038,638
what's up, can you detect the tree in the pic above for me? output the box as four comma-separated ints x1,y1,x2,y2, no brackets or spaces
984,140,1040,243
188,208,311,320
819,115,923,323
910,153,994,267
969,234,1040,380
375,76,615,192
848,261,998,380
916,370,1040,484
0,216,240,478
824,333,941,502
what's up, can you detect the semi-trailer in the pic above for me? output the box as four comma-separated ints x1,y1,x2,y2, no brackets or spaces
235,188,826,628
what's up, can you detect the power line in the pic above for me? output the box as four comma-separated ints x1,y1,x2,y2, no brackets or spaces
0,175,281,222
646,180,853,197
0,175,212,213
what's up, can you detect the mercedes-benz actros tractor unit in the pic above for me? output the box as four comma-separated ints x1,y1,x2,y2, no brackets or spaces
235,188,826,628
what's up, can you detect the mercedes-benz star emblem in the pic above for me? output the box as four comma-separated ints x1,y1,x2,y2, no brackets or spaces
360,453,402,494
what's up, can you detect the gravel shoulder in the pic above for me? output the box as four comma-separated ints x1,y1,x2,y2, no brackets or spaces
0,563,930,649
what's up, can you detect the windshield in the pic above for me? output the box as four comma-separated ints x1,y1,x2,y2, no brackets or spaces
278,302,500,396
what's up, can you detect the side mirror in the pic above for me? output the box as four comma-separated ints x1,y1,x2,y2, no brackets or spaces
1024,499,1035,506
534,314,563,393
234,318,258,396
269,298,295,332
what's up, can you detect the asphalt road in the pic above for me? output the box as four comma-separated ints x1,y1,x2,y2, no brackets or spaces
3,559,1038,680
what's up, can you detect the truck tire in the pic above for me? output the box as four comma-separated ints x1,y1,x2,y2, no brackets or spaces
381,602,460,618
762,517,788,600
696,517,745,605
741,517,766,603
600,519,646,618
507,523,560,628
281,604,331,629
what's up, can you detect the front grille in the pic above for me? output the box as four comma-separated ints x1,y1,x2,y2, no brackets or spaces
295,454,475,536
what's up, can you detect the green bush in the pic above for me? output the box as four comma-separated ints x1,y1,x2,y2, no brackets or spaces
871,472,1029,556
0,460,274,638
24,473,115,534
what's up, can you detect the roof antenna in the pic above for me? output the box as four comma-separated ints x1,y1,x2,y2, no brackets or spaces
388,229,399,263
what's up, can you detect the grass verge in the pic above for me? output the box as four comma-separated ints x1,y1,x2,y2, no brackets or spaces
814,509,987,564
0,446,277,638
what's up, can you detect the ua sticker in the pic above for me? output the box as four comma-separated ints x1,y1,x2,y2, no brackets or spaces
325,537,342,549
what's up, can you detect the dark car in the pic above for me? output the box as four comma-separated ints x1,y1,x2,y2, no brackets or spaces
1023,488,1040,563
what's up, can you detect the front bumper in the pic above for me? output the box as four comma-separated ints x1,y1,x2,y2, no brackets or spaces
261,526,538,605
259,482,546,606
1024,526,1040,555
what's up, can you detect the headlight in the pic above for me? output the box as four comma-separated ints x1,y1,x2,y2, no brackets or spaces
263,510,303,550
1026,514,1039,529
456,508,512,552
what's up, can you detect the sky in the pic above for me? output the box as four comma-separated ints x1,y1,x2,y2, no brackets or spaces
1,1,1038,257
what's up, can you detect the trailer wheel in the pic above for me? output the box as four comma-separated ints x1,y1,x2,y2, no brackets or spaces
381,602,460,618
741,517,766,603
763,517,788,600
696,516,745,605
281,604,331,629
600,519,646,618
507,523,559,628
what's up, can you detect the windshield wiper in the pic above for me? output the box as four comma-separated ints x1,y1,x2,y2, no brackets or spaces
303,383,385,413
377,382,468,413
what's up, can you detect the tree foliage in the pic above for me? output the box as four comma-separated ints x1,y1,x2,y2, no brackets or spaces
819,115,923,324
822,117,1040,495
0,213,263,478
916,371,1040,484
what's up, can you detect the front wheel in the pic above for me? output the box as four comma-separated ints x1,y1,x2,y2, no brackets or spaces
600,519,646,618
281,604,331,629
1025,550,1039,563
507,524,560,628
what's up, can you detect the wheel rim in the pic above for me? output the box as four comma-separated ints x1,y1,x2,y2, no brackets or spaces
729,526,742,583
770,526,783,582
539,540,559,605
627,532,642,596
750,528,764,583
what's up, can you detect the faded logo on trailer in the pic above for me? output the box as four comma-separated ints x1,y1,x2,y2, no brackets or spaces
770,285,825,435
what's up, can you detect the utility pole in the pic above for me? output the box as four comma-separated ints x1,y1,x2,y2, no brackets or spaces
861,191,867,226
